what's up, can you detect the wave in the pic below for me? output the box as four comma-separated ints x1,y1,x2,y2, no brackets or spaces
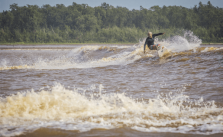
1,31,222,70
1,45,222,71
0,83,222,136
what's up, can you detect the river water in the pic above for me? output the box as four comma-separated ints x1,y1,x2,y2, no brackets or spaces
0,33,223,137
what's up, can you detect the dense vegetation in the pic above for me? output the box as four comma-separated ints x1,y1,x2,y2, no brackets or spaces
0,1,223,43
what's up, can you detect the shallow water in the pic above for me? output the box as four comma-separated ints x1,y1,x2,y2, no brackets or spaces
0,34,223,136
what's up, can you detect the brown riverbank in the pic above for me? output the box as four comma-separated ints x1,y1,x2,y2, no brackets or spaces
0,42,222,46
0,43,137,46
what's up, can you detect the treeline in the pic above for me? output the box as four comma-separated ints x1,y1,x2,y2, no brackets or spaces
0,1,223,43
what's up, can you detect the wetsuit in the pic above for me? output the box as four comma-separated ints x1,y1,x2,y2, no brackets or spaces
144,33,163,51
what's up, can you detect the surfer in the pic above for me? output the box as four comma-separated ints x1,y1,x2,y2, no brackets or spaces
144,32,165,53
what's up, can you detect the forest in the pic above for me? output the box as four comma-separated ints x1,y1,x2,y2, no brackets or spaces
0,1,223,43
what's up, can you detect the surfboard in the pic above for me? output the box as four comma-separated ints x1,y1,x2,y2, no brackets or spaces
157,45,169,57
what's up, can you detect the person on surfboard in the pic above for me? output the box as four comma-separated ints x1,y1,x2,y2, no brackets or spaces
144,32,165,54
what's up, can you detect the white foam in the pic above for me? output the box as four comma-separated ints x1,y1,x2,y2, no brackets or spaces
0,83,222,136
157,30,202,52
33,45,143,69
0,59,8,68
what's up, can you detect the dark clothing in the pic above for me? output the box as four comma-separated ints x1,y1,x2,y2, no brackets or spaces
144,33,163,51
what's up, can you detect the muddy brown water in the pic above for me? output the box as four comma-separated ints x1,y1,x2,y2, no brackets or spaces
0,43,223,137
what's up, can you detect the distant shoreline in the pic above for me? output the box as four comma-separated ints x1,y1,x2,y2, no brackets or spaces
0,43,222,50
0,43,137,46
201,43,223,45
0,43,222,46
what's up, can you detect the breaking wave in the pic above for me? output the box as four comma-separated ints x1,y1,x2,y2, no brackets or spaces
1,31,222,71
0,83,222,136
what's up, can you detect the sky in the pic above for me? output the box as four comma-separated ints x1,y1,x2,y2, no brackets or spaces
0,0,223,12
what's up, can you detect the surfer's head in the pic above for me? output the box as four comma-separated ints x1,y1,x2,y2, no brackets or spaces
148,32,152,38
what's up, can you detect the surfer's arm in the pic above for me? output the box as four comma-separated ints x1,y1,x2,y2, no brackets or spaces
153,33,165,37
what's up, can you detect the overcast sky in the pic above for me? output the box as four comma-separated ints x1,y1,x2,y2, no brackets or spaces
1,0,223,12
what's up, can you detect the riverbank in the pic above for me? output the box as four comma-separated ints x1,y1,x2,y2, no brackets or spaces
0,42,137,46
201,43,223,45
0,43,222,50
0,42,223,46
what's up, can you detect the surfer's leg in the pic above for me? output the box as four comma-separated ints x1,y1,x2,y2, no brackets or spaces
149,45,156,50
149,44,160,50
152,45,158,50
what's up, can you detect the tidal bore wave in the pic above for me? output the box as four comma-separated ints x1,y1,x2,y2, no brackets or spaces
1,45,222,70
